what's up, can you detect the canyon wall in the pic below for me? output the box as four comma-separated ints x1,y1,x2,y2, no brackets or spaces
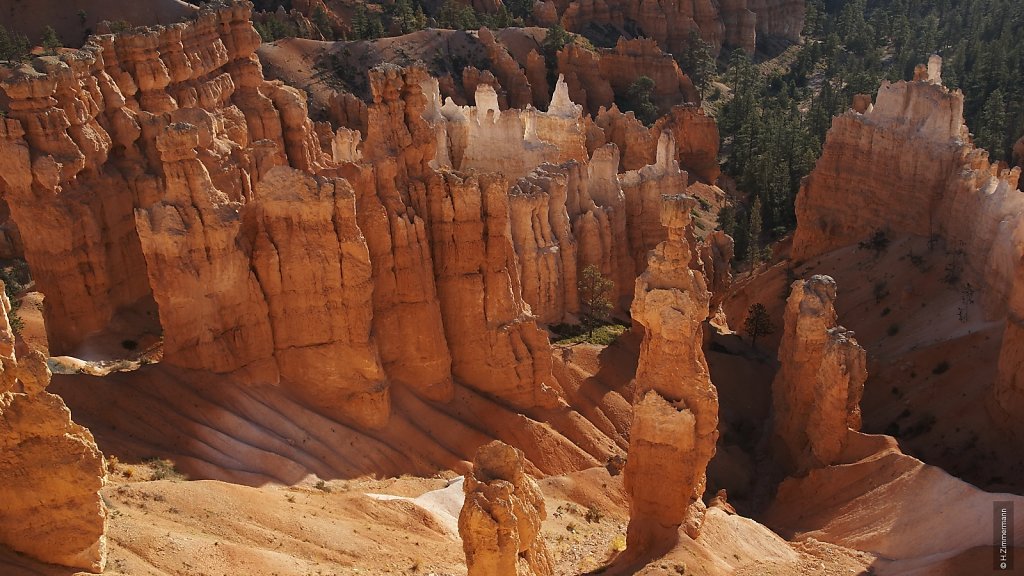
624,195,717,550
556,0,804,56
772,276,866,475
790,56,1024,447
793,58,1023,318
0,1,730,466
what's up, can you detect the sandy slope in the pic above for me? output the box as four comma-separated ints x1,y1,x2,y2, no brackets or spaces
765,431,1024,574
725,234,1024,493
49,334,637,486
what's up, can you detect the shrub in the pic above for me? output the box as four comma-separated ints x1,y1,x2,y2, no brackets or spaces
873,281,889,303
584,504,603,523
7,310,22,335
0,260,30,297
932,361,950,375
106,20,133,34
858,229,890,254
943,261,962,285
146,458,186,481
552,323,627,346
41,26,61,55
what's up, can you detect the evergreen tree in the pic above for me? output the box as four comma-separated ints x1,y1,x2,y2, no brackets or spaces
0,25,30,64
976,88,1008,161
746,197,764,265
621,76,658,125
436,0,478,30
679,29,715,98
41,26,61,55
353,6,385,40
312,7,334,39
743,303,775,349
578,265,614,338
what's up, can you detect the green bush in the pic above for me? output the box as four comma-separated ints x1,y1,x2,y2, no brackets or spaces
551,322,627,346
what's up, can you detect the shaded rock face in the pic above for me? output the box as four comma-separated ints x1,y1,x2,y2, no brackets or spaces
700,230,735,316
792,57,1022,317
0,283,107,572
624,195,717,549
557,0,803,56
591,103,720,182
772,276,866,475
788,57,1024,437
460,441,552,576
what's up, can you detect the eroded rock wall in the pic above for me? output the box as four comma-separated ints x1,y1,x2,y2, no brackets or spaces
556,0,803,56
789,59,1024,435
793,58,1023,317
0,283,107,572
0,1,729,457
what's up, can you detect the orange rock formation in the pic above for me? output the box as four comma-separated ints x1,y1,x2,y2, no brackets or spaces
0,0,732,494
557,0,804,56
772,276,866,474
789,57,1024,438
624,194,717,551
0,283,107,572
459,441,553,576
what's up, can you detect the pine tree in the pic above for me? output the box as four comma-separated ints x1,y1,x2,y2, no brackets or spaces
41,26,61,55
622,76,658,125
746,197,764,265
976,89,1008,161
578,265,614,338
312,7,334,40
680,29,715,98
743,303,775,349
0,25,30,64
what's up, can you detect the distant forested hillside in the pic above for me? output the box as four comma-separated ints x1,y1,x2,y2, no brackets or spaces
717,0,1024,263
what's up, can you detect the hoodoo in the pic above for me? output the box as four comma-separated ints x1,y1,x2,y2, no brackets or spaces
459,441,553,576
772,276,866,474
623,194,717,552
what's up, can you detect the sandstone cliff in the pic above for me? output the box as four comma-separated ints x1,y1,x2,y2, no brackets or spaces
459,441,553,576
0,0,728,485
556,0,804,56
624,194,717,551
0,282,107,572
793,58,1024,316
788,58,1024,437
772,276,866,474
